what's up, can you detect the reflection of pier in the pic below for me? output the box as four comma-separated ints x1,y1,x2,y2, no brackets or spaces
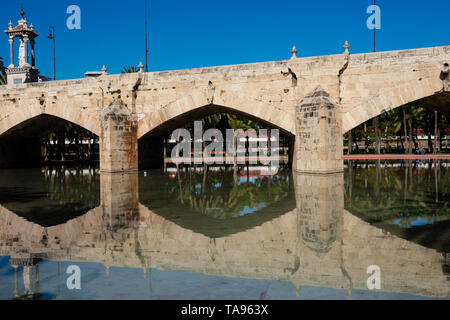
0,172,448,299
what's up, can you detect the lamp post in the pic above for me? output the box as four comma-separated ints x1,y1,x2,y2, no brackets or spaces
145,0,149,72
48,26,56,80
373,0,377,53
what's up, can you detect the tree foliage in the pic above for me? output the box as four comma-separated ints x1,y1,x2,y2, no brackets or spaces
348,105,449,154
0,57,6,85
121,65,138,73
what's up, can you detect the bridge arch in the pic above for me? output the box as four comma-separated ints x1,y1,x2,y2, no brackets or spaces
137,92,297,139
137,92,297,169
0,104,101,137
342,76,446,134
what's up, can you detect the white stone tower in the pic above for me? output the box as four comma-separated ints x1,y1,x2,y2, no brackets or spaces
4,8,40,85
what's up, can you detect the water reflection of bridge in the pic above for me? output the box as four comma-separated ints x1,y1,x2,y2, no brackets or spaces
0,172,448,299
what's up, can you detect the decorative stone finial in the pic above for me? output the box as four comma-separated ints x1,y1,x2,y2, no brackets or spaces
441,63,449,75
291,46,298,59
138,62,144,73
101,65,107,74
8,20,12,30
343,41,350,54
18,6,27,26
206,81,215,104
30,23,34,30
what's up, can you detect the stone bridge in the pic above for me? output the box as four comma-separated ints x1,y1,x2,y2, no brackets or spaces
0,45,449,173
0,173,448,298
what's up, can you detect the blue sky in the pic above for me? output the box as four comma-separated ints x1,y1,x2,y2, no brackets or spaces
1,0,449,80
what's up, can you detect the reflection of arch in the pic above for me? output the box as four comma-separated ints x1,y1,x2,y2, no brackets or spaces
138,170,296,238
139,199,296,238
1,181,450,298
342,76,446,134
0,167,100,227
0,204,103,249
0,104,101,137
137,92,296,139
1,203,448,297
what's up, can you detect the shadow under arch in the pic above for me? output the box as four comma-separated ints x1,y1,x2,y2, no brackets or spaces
137,103,296,170
0,114,100,169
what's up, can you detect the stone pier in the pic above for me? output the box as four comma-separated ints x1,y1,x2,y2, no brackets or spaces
100,98,138,173
294,87,343,173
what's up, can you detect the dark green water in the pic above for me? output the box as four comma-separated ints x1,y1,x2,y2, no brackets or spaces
0,161,448,300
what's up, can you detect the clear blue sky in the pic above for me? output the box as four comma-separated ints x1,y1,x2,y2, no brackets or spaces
1,0,449,80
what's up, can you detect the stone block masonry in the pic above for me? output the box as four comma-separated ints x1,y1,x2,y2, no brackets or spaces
295,87,343,173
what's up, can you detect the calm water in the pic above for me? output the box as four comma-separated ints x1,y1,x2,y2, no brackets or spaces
0,161,448,300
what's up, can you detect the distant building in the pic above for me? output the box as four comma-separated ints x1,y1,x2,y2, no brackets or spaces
84,71,105,78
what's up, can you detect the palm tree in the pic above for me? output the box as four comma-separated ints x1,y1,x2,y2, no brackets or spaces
438,113,448,152
345,105,446,155
402,106,408,153
382,108,403,153
434,109,439,154
121,65,138,73
0,57,6,85
373,116,381,154
407,106,426,153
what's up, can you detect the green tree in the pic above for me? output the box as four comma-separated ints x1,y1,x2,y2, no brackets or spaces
349,104,446,155
121,65,138,73
0,57,6,85
167,167,290,219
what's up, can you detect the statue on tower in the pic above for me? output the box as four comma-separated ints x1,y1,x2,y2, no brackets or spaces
18,38,28,67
